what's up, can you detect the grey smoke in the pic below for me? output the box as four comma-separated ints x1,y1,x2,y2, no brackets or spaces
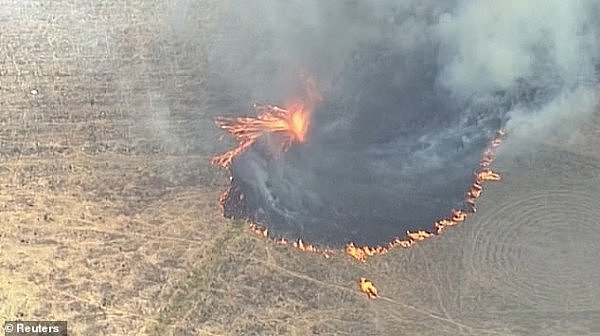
201,0,599,246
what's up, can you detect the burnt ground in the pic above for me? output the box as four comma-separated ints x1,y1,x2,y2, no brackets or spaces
1,1,600,335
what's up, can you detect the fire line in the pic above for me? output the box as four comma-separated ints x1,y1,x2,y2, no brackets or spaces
211,81,506,263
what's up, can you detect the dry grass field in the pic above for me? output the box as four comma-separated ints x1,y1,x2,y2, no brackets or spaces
1,1,600,335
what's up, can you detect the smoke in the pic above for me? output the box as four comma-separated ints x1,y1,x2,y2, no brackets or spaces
436,0,600,148
205,0,600,247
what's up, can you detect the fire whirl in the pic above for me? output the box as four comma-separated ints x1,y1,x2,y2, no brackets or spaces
211,82,506,263
211,103,311,168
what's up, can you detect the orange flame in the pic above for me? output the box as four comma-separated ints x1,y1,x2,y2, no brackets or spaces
406,230,434,242
289,103,310,142
238,130,506,265
309,130,505,263
359,277,379,299
468,183,483,199
212,75,320,168
345,242,368,263
342,130,507,262
476,170,502,181
451,209,468,222
389,237,414,249
211,103,311,167
435,219,457,234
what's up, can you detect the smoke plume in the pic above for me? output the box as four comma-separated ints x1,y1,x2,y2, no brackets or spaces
206,0,600,247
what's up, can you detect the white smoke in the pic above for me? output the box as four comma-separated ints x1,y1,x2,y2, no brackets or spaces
188,0,600,245
436,0,599,143
203,0,599,139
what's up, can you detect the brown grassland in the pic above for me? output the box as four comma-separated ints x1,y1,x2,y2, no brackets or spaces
1,1,600,335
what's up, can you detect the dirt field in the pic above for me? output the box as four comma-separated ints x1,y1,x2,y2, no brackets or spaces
1,1,600,335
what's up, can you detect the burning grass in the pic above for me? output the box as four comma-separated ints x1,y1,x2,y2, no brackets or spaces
211,85,507,263
359,277,379,299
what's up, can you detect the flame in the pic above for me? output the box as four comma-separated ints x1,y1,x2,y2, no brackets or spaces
230,129,506,265
389,237,414,249
289,103,310,142
211,103,311,167
359,277,379,299
340,130,507,263
468,182,483,199
212,75,508,269
435,219,457,235
345,242,368,263
249,222,333,257
212,75,320,168
406,230,434,242
451,209,467,222
476,169,502,181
